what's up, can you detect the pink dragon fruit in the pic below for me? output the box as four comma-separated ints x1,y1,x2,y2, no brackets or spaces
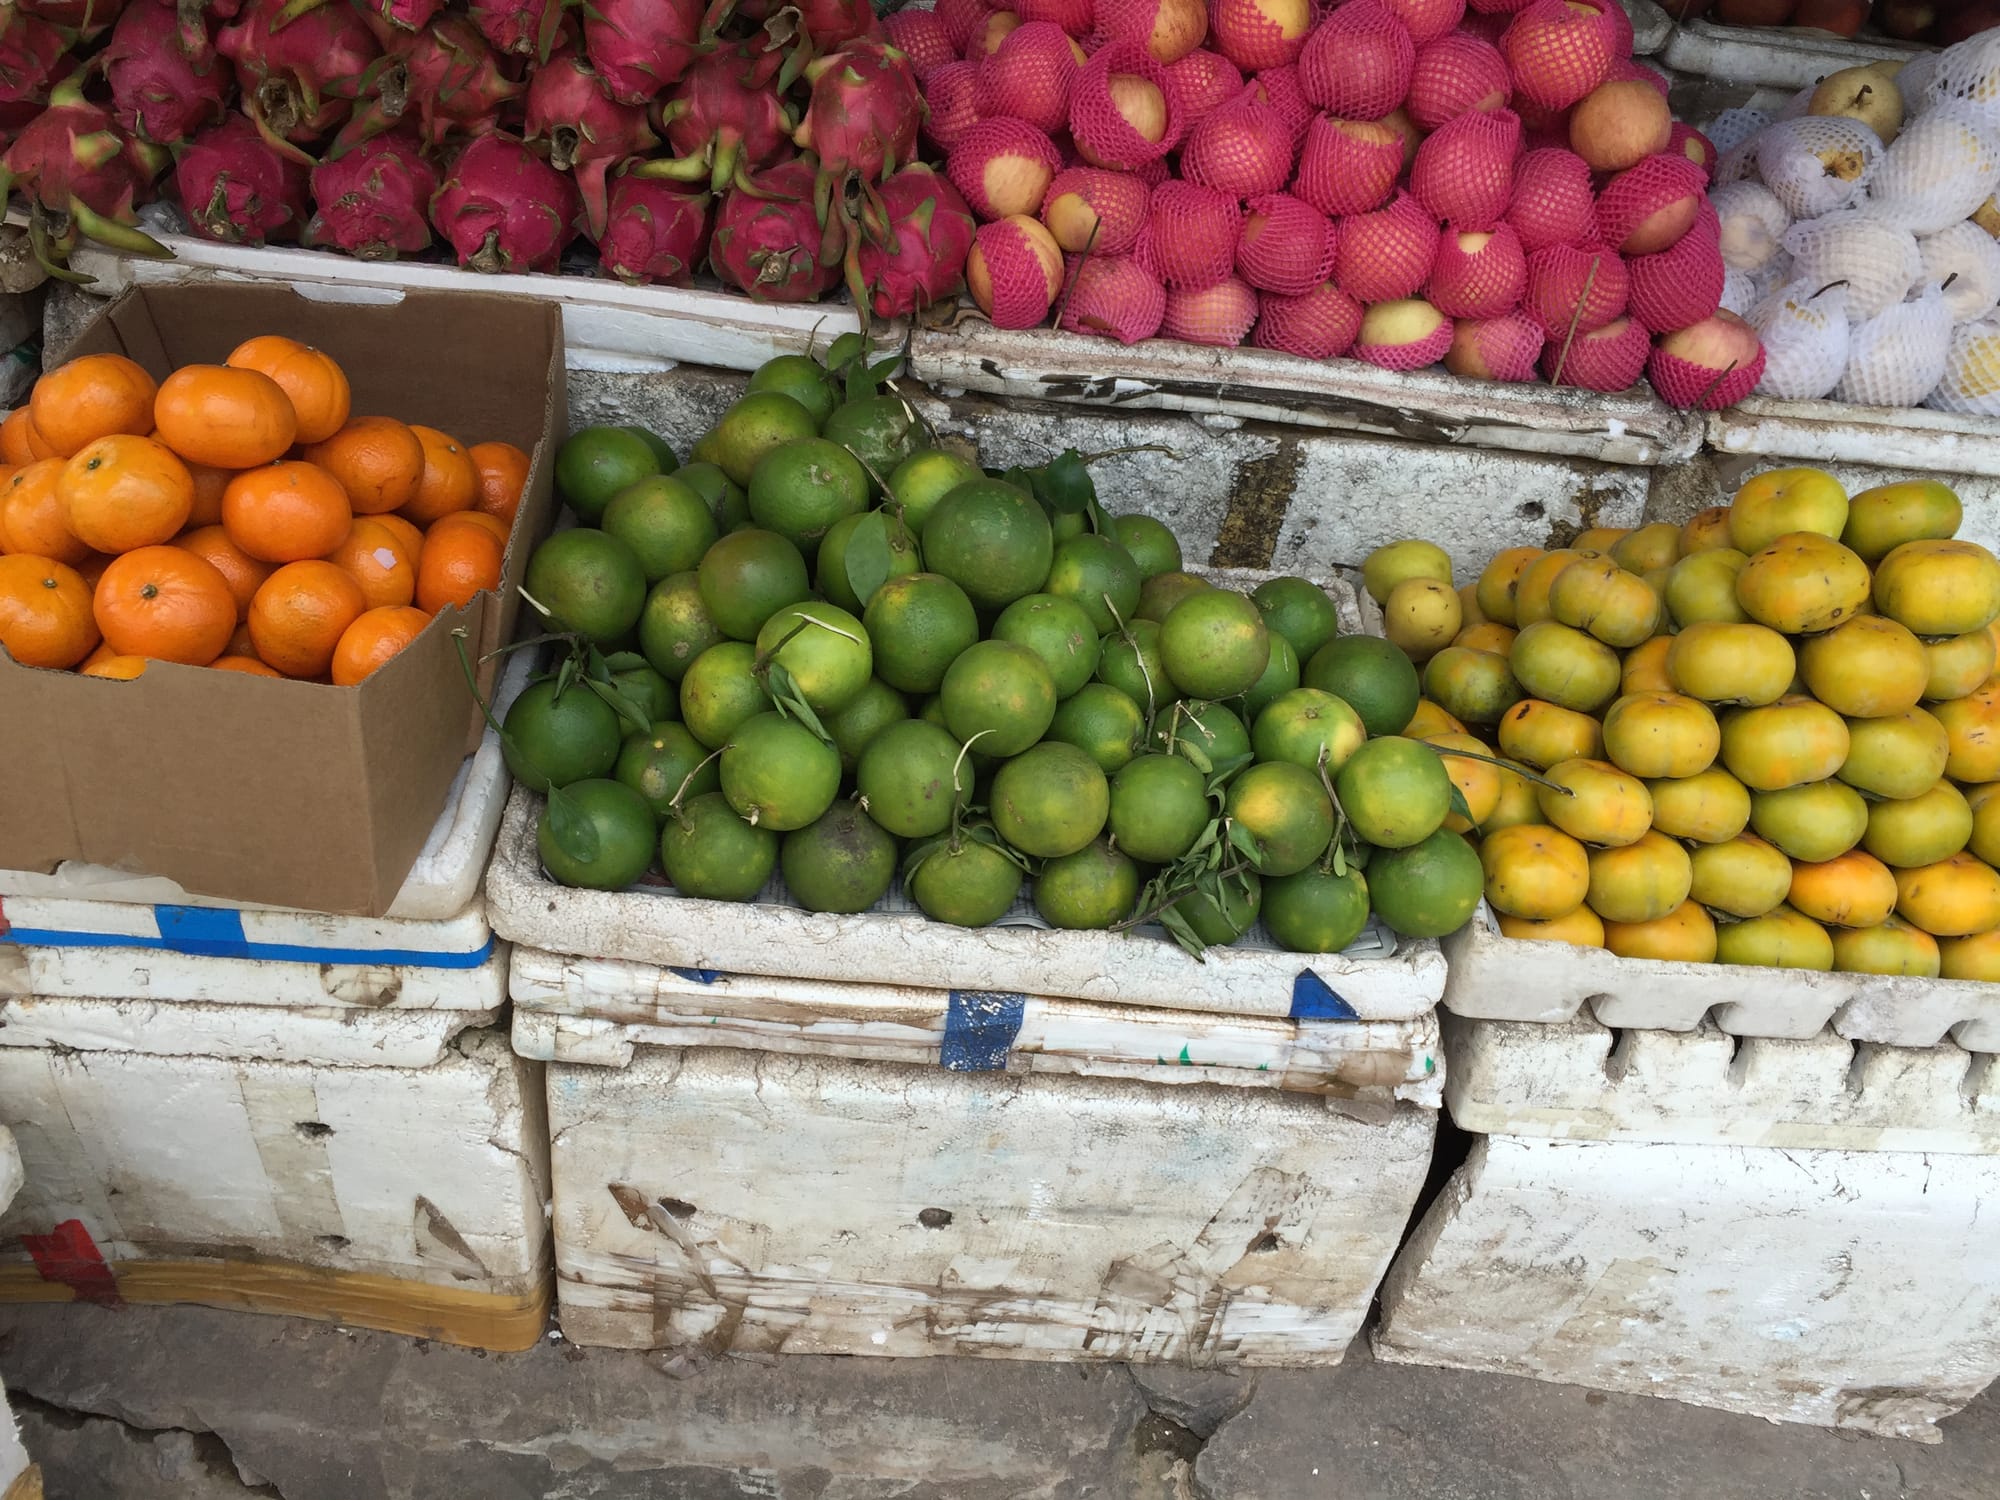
430,132,581,272
791,0,878,50
597,172,710,284
524,47,656,238
849,162,975,319
173,110,308,243
368,0,445,32
101,1,231,145
368,15,525,149
216,0,379,154
0,9,69,104
794,39,922,193
583,0,706,106
710,155,840,301
468,0,560,58
1,73,170,270
17,0,132,29
648,41,796,196
306,127,437,255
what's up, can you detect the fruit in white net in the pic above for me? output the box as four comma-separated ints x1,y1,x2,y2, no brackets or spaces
1919,221,2000,321
1862,101,2000,235
1711,180,1791,272
1705,107,1773,155
1783,210,1923,322
1835,282,1954,405
1749,277,1852,399
1754,116,1883,219
1926,313,2000,415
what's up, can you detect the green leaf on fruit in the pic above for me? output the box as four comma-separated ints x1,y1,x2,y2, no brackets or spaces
545,785,599,865
843,512,894,609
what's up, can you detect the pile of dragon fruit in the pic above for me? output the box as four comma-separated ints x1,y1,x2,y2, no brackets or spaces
919,0,1769,403
0,0,967,314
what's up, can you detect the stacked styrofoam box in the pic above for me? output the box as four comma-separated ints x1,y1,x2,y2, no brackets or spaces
0,658,553,1350
0,1129,32,1500
1373,1011,2000,1439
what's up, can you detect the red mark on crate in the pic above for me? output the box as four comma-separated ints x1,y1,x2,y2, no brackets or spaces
22,1220,122,1305
0,895,11,938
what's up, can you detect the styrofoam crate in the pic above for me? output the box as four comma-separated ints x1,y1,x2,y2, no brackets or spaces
0,1026,552,1350
1374,1133,2000,1440
1661,19,1922,89
546,1045,1435,1361
508,945,1444,1108
1440,901,2000,1047
0,646,533,927
1441,1011,2000,1155
1708,396,2000,483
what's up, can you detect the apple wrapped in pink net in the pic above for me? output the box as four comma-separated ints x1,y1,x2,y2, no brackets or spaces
1181,87,1297,197
969,214,1065,328
1209,0,1313,71
1163,275,1260,344
976,22,1084,134
1335,189,1441,302
1406,32,1511,130
1293,113,1405,216
1165,50,1245,126
1138,179,1245,288
1383,0,1467,46
1506,147,1595,251
1501,0,1618,111
1649,310,1769,409
923,63,983,152
1542,314,1649,390
1353,298,1454,370
1059,254,1169,344
1523,241,1629,335
1041,166,1151,254
1428,223,1528,318
1299,0,1415,122
1446,313,1543,380
1594,153,1707,256
949,119,1065,221
1237,191,1339,294
1411,107,1521,229
1254,280,1365,357
1626,220,1725,333
1070,40,1183,167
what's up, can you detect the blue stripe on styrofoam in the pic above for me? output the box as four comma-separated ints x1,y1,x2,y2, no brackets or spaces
1289,969,1359,1021
0,926,495,970
941,990,1026,1072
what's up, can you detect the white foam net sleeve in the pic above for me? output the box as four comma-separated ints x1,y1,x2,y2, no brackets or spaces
1749,276,1851,400
1706,107,1773,155
1720,266,1761,316
1713,180,1792,271
1834,283,1955,405
1925,313,2000,415
1861,101,2000,235
1783,210,1923,322
1925,31,2000,130
1920,220,2000,321
1755,117,1883,219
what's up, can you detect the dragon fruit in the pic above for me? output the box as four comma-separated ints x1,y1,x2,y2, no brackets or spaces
173,110,308,243
369,15,525,149
794,39,922,194
597,172,710,284
216,0,379,154
1,72,171,272
710,155,839,301
850,161,976,318
0,9,69,104
306,127,437,255
430,132,580,272
525,48,656,238
790,0,877,50
101,0,231,145
583,0,706,106
17,0,131,29
468,0,560,58
648,41,796,196
367,0,445,32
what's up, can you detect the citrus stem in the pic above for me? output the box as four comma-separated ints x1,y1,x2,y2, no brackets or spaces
951,728,993,795
452,628,512,745
1110,857,1255,935
666,747,726,818
1430,744,1573,795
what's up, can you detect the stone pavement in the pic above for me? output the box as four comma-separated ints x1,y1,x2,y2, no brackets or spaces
0,1303,1992,1499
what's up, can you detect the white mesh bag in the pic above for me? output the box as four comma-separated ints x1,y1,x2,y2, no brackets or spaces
1712,180,1792,271
1706,108,1773,155
1749,277,1851,400
1926,31,2000,129
1783,211,1923,321
1901,53,1940,113
1862,101,2000,235
1835,283,1954,405
1925,313,2000,415
1755,117,1883,219
1720,266,1761,316
1920,221,2000,321
1776,84,1817,122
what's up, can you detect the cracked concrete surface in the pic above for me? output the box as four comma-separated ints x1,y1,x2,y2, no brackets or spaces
0,1304,1993,1499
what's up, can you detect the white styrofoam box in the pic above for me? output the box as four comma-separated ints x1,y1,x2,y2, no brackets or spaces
0,1135,21,1500
0,895,494,969
1709,396,2000,481
1441,1012,2000,1155
1661,19,1919,89
547,1046,1436,1361
508,946,1445,1108
0,647,532,926
1440,901,2000,1048
0,1129,17,1218
909,325,1700,467
0,1027,549,1300
1374,1134,2000,1440
0,938,509,1013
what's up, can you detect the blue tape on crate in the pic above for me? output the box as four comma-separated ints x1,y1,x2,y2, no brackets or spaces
942,991,1026,1072
2,904,496,970
670,967,723,984
1289,969,1359,1021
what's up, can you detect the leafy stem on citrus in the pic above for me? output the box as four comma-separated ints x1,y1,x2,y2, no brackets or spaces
1431,744,1573,795
1315,744,1353,878
452,628,510,744
665,747,726,822
1103,594,1158,723
951,728,993,796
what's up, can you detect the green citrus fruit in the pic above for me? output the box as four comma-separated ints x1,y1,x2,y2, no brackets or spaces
719,711,840,830
890,448,984,534
1366,828,1484,938
1137,570,1213,623
864,571,979,694
1226,761,1335,877
1252,688,1367,776
1113,514,1182,579
1109,753,1211,863
660,791,778,901
615,721,717,817
1153,698,1251,770
857,719,969,838
607,663,675,723
941,639,1058,756
600,475,718,583
537,778,657,890
504,679,624,792
781,799,898,913
745,353,836,428
1251,576,1342,662
675,461,749,531
821,394,928,497
1335,736,1453,849
696,528,811,641
753,601,872,714
921,478,1055,612
638,571,723,681
555,426,661,524
818,510,922,613
748,437,869,552
1044,533,1143,635
908,836,1022,927
1262,865,1371,953
824,677,910,771
1035,839,1141,929
709,391,819,486
1097,618,1170,711
992,592,1102,698
1361,539,1453,604
1047,682,1147,773
523,528,647,645
620,425,678,473
1160,588,1271,701
991,741,1110,857
679,641,772,748
1171,875,1262,946
1304,634,1421,737
1239,632,1299,719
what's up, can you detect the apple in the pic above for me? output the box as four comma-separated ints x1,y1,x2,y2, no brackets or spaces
1384,107,1425,171
967,215,1065,328
1570,80,1672,171
1444,314,1543,381
974,12,1023,55
1354,297,1453,370
1620,193,1701,255
1107,75,1169,142
1146,0,1210,63
1793,0,1869,33
1807,65,1904,145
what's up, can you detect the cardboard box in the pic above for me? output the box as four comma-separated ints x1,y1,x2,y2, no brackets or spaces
0,284,564,915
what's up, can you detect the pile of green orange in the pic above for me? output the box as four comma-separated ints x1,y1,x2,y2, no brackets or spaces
493,341,1486,953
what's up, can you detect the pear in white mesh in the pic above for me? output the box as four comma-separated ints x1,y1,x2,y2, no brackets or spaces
1776,84,1817,121
1783,211,1922,321
1835,283,1954,405
1706,108,1773,155
1712,137,1761,188
1711,180,1791,271
1862,101,2000,234
1900,54,1940,114
1926,313,2000,414
1720,267,1761,316
1755,117,1883,219
1749,277,1851,399
1926,31,2000,129
1920,221,2000,320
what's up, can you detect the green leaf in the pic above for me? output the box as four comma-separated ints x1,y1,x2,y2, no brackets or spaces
1207,751,1254,787
866,352,903,386
544,785,599,865
601,650,649,673
965,820,1035,873
1156,903,1208,960
1041,449,1095,511
843,512,894,609
582,675,656,736
902,834,947,880
1331,840,1347,877
825,331,866,375
1228,819,1266,870
1179,739,1214,775
553,654,579,702
1446,780,1476,831
765,662,832,743
1086,495,1115,537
